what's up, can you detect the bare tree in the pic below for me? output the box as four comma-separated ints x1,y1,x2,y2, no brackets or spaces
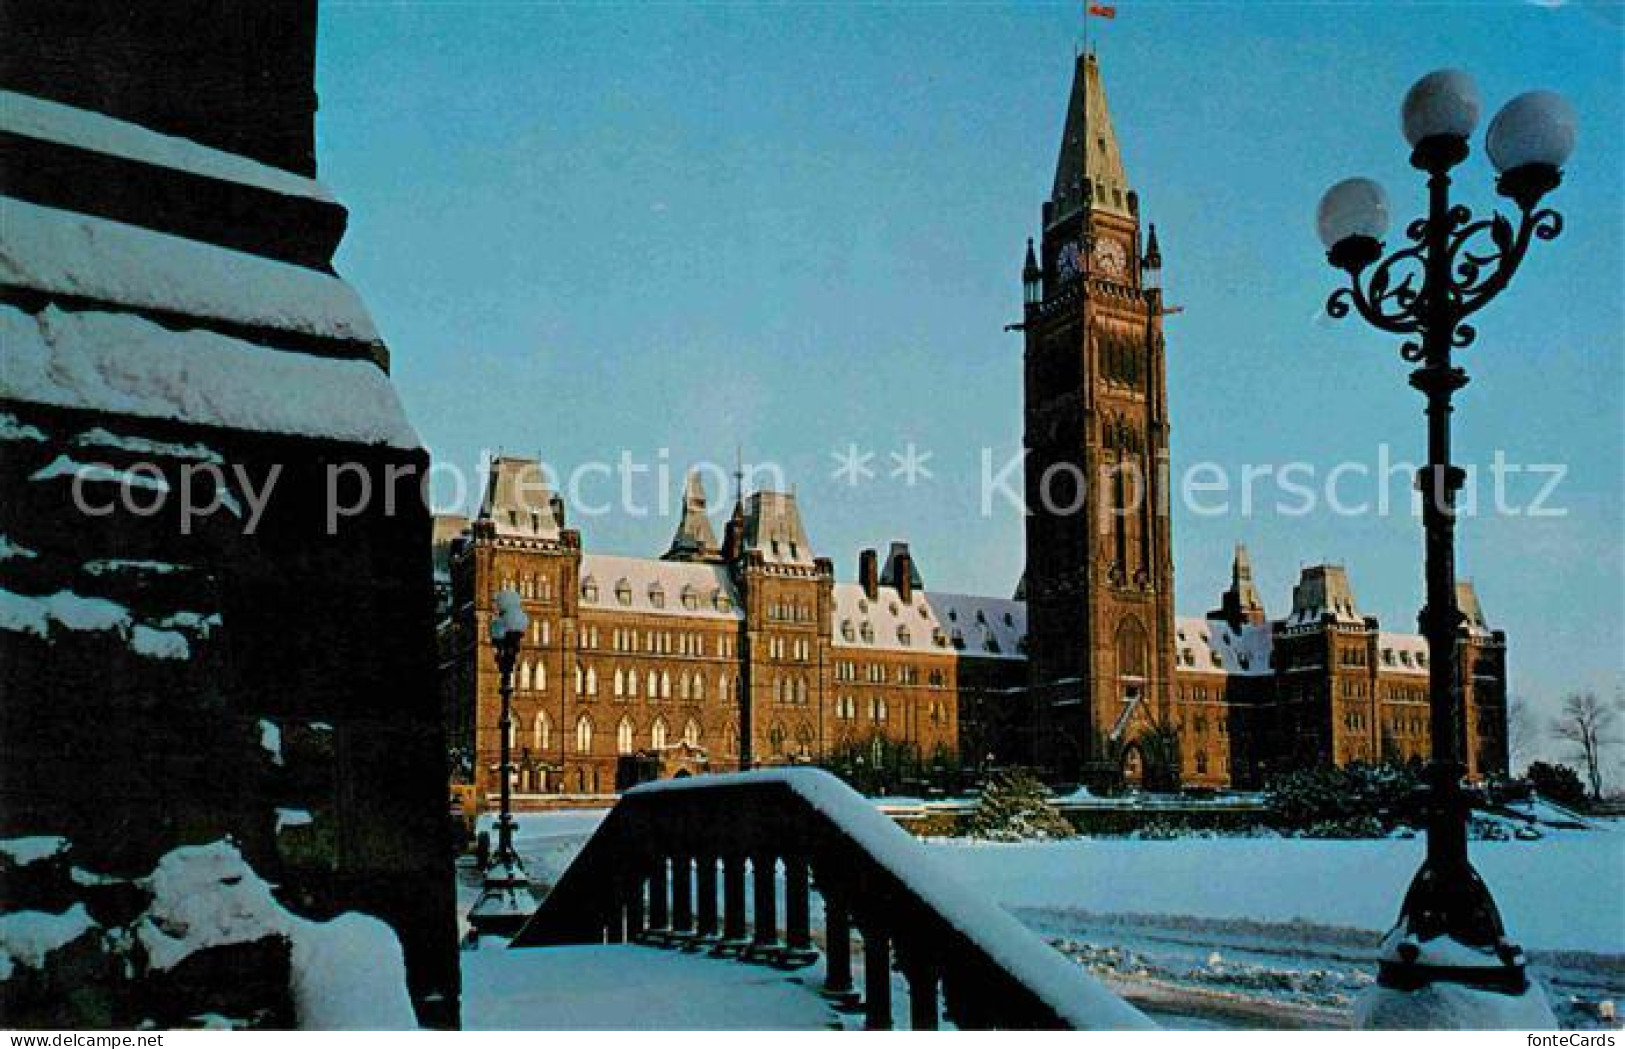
1507,694,1539,775
1550,691,1623,799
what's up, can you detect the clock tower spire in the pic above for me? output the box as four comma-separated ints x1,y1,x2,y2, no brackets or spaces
1022,51,1177,787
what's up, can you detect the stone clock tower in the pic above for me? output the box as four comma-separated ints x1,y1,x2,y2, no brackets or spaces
1021,51,1177,785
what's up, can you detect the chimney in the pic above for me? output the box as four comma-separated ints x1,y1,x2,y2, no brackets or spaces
858,549,879,600
895,552,914,603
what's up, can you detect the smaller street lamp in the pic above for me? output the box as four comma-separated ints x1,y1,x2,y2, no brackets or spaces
468,587,539,940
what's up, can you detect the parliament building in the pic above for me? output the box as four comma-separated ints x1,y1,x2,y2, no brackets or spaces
437,53,1509,801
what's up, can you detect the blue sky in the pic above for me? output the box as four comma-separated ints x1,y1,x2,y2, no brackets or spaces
315,2,1622,731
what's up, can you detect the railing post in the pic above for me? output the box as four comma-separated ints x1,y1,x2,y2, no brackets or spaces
625,872,645,941
782,853,817,968
746,853,781,961
647,855,671,943
821,896,856,1002
715,853,749,956
862,925,893,1031
694,854,720,946
604,875,627,944
671,853,695,943
905,956,940,1031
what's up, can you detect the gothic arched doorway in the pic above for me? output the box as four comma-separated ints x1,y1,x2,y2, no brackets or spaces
1120,742,1146,790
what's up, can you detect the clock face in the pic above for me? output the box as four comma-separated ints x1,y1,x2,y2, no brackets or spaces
1056,240,1084,281
1093,237,1128,277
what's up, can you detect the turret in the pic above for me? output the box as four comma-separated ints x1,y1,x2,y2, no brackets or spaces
1210,543,1266,629
663,469,721,562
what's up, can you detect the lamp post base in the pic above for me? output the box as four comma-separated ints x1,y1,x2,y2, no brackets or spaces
467,855,539,941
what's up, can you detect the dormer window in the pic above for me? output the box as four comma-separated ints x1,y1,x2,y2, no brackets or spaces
713,590,731,613
615,579,632,606
681,585,698,611
857,599,868,613
947,609,958,623
897,625,911,646
860,622,874,644
841,620,855,642
951,628,965,650
1003,612,1014,627
649,584,665,609
582,578,599,603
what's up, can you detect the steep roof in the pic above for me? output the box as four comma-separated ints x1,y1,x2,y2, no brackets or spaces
1050,52,1134,224
476,456,560,539
741,491,815,566
663,470,720,561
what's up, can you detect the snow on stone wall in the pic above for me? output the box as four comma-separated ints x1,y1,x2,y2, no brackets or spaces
1,198,379,346
1,304,419,448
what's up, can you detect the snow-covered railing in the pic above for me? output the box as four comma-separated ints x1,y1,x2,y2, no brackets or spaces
510,769,1152,1031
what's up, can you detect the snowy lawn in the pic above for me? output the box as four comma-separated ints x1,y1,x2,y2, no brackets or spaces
921,832,1625,956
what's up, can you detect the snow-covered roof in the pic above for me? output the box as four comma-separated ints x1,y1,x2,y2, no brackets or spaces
1,197,382,348
1173,616,1272,676
1377,632,1431,676
578,554,741,621
828,584,1026,660
831,583,947,655
1,89,333,204
1,304,419,448
928,592,1028,660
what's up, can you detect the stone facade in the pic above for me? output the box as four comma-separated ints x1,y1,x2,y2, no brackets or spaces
442,463,998,802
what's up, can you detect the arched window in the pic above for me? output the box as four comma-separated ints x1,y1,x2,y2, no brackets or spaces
683,718,701,747
769,724,785,754
1116,617,1149,680
647,670,658,698
628,669,639,698
519,661,532,691
617,717,634,755
536,662,547,692
693,673,705,701
534,711,551,751
575,715,593,753
574,662,584,694
660,671,671,699
796,678,808,705
586,665,599,696
651,717,668,750
679,673,691,701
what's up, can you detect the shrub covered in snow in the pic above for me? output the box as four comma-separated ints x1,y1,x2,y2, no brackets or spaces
1266,761,1422,836
965,770,1075,842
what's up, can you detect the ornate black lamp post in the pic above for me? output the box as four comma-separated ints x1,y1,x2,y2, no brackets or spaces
1317,70,1575,996
468,587,539,939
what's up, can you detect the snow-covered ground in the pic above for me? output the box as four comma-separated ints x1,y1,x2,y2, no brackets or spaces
462,808,1623,1030
464,945,842,1030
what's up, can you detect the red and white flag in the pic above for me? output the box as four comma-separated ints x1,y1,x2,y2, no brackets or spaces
1088,3,1117,18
